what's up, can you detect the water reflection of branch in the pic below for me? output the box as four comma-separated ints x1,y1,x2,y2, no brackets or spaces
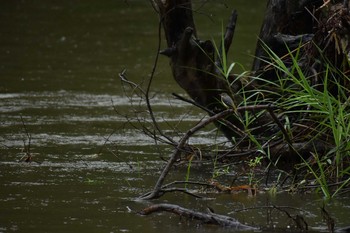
99,126,134,170
232,205,307,213
273,205,308,231
233,205,309,231
18,115,33,163
321,205,335,233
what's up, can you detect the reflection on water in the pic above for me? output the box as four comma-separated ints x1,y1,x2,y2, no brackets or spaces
0,90,222,149
1,0,349,232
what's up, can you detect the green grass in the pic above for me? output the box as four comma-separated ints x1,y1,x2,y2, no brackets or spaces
208,35,349,197
189,27,349,198
254,42,350,197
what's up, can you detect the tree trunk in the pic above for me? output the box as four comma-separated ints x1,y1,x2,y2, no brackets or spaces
252,0,324,72
153,0,246,139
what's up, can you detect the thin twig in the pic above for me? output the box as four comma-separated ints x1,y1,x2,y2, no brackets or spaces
267,107,293,146
19,115,32,162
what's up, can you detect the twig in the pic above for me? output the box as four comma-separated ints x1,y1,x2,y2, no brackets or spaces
119,69,146,97
139,180,219,199
266,107,293,146
19,115,32,163
317,0,331,11
173,92,275,113
162,180,213,188
232,205,306,213
173,92,279,140
119,14,176,151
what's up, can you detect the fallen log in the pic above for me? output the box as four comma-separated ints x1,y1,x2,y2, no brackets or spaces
139,203,257,230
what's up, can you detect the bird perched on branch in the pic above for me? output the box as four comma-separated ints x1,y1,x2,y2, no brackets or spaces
220,93,236,111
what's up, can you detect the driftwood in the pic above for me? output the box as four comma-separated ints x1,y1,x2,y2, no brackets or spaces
139,203,350,232
139,203,257,230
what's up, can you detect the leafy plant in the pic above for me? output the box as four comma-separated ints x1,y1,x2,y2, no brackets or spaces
247,155,263,185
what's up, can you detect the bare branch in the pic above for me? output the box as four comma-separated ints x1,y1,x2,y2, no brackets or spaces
139,203,257,230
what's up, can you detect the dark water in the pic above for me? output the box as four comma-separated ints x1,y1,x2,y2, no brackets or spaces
1,1,349,232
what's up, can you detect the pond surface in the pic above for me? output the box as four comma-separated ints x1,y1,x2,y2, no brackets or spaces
0,1,349,232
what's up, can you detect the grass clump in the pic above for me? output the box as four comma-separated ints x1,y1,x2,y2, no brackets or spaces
244,42,350,198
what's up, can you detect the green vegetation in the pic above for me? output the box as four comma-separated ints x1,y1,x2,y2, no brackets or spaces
194,33,349,198
262,44,349,197
215,41,350,198
167,34,350,198
133,6,349,201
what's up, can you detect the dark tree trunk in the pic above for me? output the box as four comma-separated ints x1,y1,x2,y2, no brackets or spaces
155,0,228,105
254,0,350,95
153,0,244,139
252,0,324,72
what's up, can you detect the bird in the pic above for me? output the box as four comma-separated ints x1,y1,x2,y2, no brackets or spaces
220,92,236,110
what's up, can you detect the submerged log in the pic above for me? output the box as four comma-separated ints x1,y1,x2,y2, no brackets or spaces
139,203,257,230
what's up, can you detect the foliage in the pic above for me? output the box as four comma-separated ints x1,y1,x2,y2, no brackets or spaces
240,42,350,198
203,33,350,197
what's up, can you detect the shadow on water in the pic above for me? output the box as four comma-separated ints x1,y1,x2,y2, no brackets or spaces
0,1,349,232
